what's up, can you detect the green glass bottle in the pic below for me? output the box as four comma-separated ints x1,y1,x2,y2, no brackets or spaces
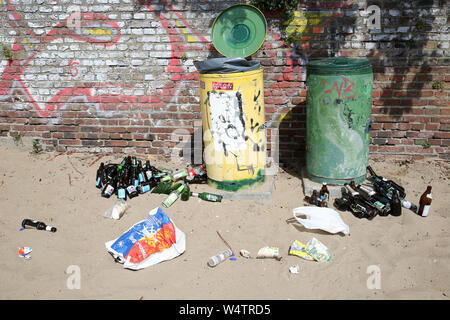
191,192,222,202
180,184,191,201
162,184,185,208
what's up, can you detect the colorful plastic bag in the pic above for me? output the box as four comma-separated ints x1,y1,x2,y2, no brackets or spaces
289,240,315,261
304,237,331,262
105,207,186,270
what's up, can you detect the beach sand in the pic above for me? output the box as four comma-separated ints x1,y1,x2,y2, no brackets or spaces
0,141,449,300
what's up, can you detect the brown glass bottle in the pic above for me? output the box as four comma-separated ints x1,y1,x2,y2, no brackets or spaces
320,182,329,197
22,219,57,232
96,162,104,189
417,186,432,217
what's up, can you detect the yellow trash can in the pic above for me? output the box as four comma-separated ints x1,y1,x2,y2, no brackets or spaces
199,68,266,191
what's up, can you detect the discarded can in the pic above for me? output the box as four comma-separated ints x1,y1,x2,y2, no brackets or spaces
256,246,282,261
208,248,233,267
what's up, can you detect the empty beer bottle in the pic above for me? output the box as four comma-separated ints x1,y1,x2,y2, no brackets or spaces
304,190,321,206
137,160,145,184
117,170,127,200
401,199,418,213
126,169,138,199
144,160,153,181
137,181,152,194
344,183,359,197
96,162,105,189
389,189,402,216
319,182,330,207
371,192,391,216
180,184,191,201
172,169,188,181
22,219,57,232
341,185,378,220
367,166,406,199
418,186,432,217
162,184,185,208
191,192,222,202
104,164,118,185
118,156,128,171
101,176,117,198
349,194,378,220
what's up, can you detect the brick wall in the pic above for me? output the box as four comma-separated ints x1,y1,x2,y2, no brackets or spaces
0,0,448,163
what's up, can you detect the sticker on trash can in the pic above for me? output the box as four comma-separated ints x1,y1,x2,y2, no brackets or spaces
212,81,233,90
209,91,247,153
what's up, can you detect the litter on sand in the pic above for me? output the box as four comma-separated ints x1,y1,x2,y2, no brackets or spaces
291,206,350,235
18,247,32,260
105,207,186,270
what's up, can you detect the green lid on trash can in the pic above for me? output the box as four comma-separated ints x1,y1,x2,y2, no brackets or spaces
211,4,267,58
307,57,372,75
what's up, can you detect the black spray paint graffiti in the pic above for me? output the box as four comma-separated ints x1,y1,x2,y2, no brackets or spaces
208,90,263,175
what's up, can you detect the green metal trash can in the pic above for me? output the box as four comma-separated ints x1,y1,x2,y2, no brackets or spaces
306,57,373,184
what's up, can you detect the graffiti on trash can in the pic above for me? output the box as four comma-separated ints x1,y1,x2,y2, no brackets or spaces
209,91,247,155
321,76,357,100
206,89,267,176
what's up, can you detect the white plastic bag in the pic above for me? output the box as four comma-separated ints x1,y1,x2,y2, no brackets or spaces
104,199,129,220
292,206,350,235
105,207,186,270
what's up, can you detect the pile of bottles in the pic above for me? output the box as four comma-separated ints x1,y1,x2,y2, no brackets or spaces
304,183,330,207
334,166,431,220
96,156,222,207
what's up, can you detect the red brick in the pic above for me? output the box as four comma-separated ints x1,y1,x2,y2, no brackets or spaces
58,139,81,146
410,123,425,131
377,146,405,153
397,123,411,130
434,132,450,139
105,140,128,147
103,127,127,133
128,141,152,148
405,146,435,153
425,123,440,131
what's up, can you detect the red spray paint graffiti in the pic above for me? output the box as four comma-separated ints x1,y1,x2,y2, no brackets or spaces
0,0,123,117
0,0,208,119
1,0,301,124
322,76,356,99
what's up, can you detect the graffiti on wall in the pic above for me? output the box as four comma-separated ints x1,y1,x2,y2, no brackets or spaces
1,0,309,156
0,0,208,122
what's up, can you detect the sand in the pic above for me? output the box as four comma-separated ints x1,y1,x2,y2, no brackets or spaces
0,140,449,300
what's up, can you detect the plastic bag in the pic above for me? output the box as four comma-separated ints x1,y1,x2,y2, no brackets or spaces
289,240,315,261
193,57,260,74
292,206,350,235
104,199,129,220
304,237,331,262
105,207,186,270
